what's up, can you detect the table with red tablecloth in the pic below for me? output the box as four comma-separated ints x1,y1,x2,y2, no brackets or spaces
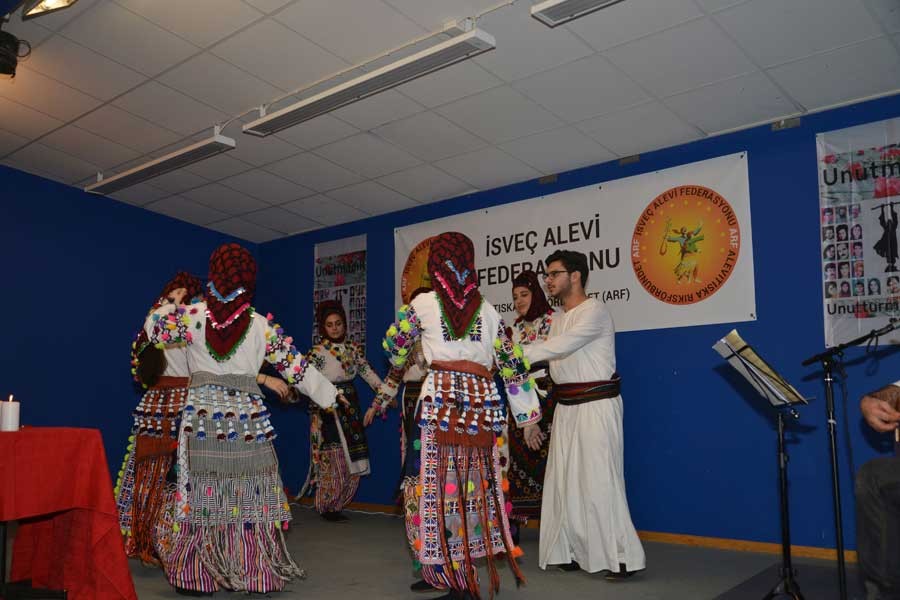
0,427,137,600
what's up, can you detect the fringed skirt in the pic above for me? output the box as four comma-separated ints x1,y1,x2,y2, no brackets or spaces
161,372,303,593
414,362,524,600
303,382,368,513
114,375,188,565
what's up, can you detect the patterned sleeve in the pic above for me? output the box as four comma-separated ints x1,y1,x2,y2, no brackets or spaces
353,342,384,391
147,303,203,347
263,313,338,410
493,319,541,428
373,364,404,415
381,303,423,369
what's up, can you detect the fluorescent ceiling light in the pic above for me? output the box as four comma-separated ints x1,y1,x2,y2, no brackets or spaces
530,0,626,27
21,0,80,21
84,133,235,195
243,29,495,137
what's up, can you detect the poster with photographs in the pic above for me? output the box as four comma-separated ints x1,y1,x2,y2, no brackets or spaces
818,118,900,346
313,235,366,346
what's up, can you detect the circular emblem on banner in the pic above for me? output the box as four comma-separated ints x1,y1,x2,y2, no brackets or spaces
631,185,740,305
401,236,434,304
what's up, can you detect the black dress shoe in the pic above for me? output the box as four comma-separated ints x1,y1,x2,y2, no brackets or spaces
410,579,439,592
604,563,636,581
175,586,213,596
549,561,580,572
321,511,349,522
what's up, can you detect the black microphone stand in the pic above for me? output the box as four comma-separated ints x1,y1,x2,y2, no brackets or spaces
801,319,900,600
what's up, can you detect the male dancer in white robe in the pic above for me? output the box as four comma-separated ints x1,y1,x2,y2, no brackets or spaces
524,249,645,580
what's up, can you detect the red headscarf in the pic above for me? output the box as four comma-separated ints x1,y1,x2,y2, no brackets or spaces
428,232,481,339
317,299,347,342
159,271,203,305
206,243,256,361
512,270,552,324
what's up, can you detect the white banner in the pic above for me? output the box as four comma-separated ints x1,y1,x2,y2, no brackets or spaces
395,153,755,332
817,118,900,346
313,234,366,345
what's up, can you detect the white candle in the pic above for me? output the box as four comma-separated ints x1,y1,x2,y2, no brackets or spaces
1,394,20,432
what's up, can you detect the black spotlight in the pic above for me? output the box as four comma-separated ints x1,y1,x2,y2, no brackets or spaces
0,20,30,79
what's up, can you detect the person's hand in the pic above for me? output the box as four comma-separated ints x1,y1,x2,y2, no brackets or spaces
337,394,350,408
364,406,378,427
260,375,289,402
861,394,900,433
523,423,545,451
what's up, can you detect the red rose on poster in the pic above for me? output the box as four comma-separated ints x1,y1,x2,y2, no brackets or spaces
874,177,900,199
824,154,837,164
849,162,866,180
881,147,900,160
335,274,346,286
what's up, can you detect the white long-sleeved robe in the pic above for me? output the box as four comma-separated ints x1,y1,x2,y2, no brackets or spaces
525,297,645,574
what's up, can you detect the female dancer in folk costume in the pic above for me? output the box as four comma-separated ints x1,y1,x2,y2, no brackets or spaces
300,300,383,522
380,232,545,600
116,272,203,565
148,244,345,595
504,271,556,544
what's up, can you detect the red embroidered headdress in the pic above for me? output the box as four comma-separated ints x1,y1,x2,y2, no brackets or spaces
428,232,481,339
205,243,256,361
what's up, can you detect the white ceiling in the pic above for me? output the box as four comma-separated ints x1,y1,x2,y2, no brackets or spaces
1,0,898,242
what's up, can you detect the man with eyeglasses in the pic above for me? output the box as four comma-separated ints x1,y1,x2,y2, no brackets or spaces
524,249,645,581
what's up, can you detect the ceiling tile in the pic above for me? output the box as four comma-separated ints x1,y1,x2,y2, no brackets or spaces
767,37,900,110
226,130,302,166
378,163,473,204
60,1,198,76
603,17,756,97
316,133,421,178
566,0,703,52
145,195,229,225
220,169,314,203
396,60,502,108
109,181,170,206
326,180,418,214
182,153,254,180
695,0,748,11
114,0,263,48
373,111,487,161
864,0,900,33
113,81,229,136
383,0,497,30
436,85,563,144
331,89,425,130
272,114,359,149
1,16,54,48
41,124,142,169
0,67,101,121
0,128,29,156
264,152,364,191
716,0,883,67
73,105,181,153
281,194,368,226
159,52,282,114
275,0,426,64
500,126,616,175
577,101,702,157
23,34,146,100
0,97,64,140
242,206,320,233
7,142,101,184
2,156,57,181
211,18,348,92
242,0,293,14
473,3,593,83
664,71,797,133
435,146,541,189
512,54,650,123
205,217,284,242
182,182,270,214
147,168,210,193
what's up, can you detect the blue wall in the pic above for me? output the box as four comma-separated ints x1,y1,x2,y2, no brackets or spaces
258,93,900,551
0,167,246,475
